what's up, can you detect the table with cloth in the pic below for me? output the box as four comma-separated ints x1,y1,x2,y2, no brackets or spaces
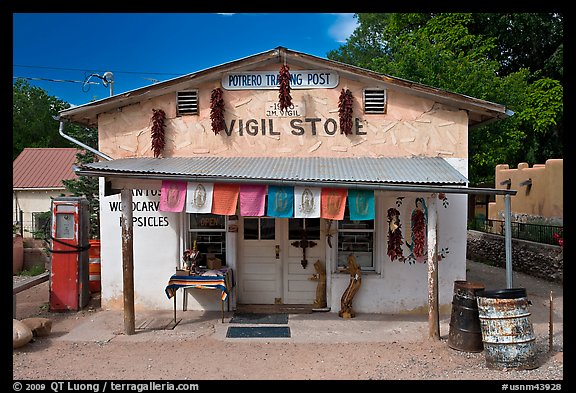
165,267,234,323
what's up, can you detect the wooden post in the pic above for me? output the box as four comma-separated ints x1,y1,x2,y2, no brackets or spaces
121,189,135,335
427,195,439,339
549,291,554,352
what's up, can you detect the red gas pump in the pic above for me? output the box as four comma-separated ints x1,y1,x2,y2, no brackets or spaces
49,197,90,311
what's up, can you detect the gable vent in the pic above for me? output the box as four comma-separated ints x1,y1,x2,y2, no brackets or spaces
177,90,199,116
363,89,387,114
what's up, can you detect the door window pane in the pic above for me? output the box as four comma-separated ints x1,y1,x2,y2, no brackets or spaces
289,218,320,240
260,218,276,240
243,218,259,240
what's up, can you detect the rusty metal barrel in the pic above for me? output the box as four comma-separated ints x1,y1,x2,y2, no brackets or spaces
447,280,485,352
476,288,538,370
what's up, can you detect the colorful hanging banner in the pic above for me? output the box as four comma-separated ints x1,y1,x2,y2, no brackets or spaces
267,186,294,218
185,182,214,213
160,180,187,212
348,189,374,220
240,184,267,217
294,186,321,218
211,183,240,216
321,188,347,220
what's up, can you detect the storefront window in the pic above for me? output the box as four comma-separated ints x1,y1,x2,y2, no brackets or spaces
188,213,226,267
337,206,374,271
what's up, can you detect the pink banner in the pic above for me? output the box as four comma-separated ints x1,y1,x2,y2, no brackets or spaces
240,185,267,217
211,183,240,216
160,180,187,212
321,188,347,220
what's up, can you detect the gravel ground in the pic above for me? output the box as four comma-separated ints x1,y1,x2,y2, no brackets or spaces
12,261,564,383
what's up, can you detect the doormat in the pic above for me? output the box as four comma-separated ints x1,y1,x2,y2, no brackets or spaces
136,318,180,330
226,326,291,338
229,313,289,324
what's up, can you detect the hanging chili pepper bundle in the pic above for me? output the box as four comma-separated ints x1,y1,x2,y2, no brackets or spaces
151,108,166,158
278,64,292,112
411,200,427,262
338,88,354,135
210,87,225,135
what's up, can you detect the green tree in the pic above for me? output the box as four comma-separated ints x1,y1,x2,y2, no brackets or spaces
328,13,563,185
13,78,101,239
12,78,73,159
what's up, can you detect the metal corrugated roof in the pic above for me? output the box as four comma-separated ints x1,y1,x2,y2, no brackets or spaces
78,156,468,185
13,148,79,188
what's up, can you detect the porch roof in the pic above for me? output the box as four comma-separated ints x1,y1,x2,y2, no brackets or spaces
75,156,515,196
77,155,465,182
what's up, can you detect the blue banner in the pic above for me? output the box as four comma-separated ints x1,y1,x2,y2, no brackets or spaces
348,189,374,220
267,186,294,218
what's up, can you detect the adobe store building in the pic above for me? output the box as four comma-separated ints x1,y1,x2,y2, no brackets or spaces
57,47,514,328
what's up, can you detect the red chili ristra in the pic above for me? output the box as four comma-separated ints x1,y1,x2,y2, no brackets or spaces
338,88,354,135
151,108,166,158
210,88,225,135
278,64,293,112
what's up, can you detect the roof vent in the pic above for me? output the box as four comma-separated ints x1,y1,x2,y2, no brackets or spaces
363,89,387,114
177,90,198,116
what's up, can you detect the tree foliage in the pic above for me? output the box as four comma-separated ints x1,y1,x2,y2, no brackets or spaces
328,13,563,185
13,79,73,159
13,78,100,238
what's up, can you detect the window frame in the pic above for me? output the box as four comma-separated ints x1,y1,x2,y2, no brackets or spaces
336,206,376,272
186,213,227,267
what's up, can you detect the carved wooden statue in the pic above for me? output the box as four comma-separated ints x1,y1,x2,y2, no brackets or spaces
339,254,362,319
309,260,327,308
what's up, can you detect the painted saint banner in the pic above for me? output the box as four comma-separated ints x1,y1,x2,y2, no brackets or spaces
211,183,240,216
294,186,321,218
185,182,214,213
240,184,267,217
406,197,428,263
320,188,347,220
159,180,187,212
267,185,294,218
348,189,374,220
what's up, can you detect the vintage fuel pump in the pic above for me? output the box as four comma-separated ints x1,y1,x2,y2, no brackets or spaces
48,197,91,311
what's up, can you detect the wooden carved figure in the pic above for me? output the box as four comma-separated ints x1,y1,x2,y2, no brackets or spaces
309,260,327,308
339,254,362,319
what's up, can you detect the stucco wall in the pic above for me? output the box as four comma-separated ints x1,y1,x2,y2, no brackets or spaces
327,192,467,315
489,159,563,225
13,190,69,237
97,66,468,160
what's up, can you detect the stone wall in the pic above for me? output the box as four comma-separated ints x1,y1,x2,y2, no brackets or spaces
466,230,563,284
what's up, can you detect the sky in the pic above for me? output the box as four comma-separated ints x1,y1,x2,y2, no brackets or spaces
12,13,359,107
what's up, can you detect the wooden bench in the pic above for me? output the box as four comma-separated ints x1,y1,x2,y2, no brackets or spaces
13,272,49,319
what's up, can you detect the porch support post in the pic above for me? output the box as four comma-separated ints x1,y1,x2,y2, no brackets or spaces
427,195,440,340
121,189,135,335
504,193,513,288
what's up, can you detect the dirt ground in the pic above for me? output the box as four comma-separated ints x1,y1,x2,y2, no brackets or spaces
12,260,564,383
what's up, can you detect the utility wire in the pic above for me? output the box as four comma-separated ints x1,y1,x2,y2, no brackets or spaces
13,64,184,76
13,76,100,85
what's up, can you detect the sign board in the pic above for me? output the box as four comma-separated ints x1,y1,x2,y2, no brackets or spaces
223,70,339,90
265,101,305,117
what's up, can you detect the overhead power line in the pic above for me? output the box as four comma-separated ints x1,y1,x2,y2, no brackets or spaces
14,76,98,85
13,76,100,85
13,64,184,76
